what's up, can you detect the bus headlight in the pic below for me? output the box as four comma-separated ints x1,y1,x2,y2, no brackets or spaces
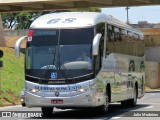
79,88,85,92
31,89,37,93
28,88,39,93
78,84,95,93
21,98,24,102
78,88,90,93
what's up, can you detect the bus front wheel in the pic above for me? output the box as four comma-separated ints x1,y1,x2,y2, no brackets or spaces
41,107,53,117
97,90,109,114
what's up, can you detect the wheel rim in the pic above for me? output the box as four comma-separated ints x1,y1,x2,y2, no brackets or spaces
133,88,137,104
104,95,109,111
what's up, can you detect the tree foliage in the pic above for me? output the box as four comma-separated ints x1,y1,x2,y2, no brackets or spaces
1,11,51,29
15,11,50,29
1,8,101,30
1,13,17,29
71,8,101,12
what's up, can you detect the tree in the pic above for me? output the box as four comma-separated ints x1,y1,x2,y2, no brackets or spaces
1,8,101,30
1,11,51,29
1,13,18,29
15,11,51,29
15,12,33,30
71,8,101,12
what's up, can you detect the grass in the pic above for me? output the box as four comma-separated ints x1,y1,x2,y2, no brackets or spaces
0,47,24,106
145,86,153,92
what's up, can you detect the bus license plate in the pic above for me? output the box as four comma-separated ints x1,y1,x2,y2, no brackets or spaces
51,99,63,104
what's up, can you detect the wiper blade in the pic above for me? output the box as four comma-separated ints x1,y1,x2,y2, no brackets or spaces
40,52,56,81
58,58,75,82
61,64,74,80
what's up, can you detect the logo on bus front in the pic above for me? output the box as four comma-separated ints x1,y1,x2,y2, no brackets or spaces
51,72,57,79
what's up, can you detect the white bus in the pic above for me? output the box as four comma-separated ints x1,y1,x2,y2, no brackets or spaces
15,12,145,116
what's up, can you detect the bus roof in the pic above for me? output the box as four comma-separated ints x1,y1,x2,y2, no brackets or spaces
30,12,142,35
30,12,107,29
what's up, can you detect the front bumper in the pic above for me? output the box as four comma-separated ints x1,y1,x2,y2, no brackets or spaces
25,90,97,108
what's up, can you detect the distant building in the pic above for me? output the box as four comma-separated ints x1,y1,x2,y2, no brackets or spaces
154,23,160,28
130,21,160,29
130,21,155,28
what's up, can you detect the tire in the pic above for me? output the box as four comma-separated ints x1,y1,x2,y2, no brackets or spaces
121,85,137,107
21,102,26,107
41,107,53,117
129,86,137,107
121,100,129,107
97,90,109,114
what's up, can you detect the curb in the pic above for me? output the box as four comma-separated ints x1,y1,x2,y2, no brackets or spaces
0,105,21,110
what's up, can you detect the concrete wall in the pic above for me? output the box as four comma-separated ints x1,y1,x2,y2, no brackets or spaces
145,35,160,47
144,32,160,88
0,15,5,47
3,30,28,48
145,61,160,89
4,29,28,36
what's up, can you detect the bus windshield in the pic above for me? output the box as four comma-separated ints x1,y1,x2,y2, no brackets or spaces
25,28,94,81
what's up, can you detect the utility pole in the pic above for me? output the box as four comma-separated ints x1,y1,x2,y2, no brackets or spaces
125,6,130,24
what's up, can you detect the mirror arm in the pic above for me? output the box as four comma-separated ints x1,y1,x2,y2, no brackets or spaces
15,36,27,58
92,34,102,56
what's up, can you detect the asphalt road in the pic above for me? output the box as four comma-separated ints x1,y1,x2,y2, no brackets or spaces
0,91,160,120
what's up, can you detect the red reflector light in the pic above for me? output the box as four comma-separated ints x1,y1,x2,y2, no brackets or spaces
27,30,34,42
28,30,34,37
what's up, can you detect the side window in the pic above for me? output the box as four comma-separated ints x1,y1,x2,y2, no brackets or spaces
107,25,114,42
94,23,105,74
106,25,144,57
134,33,139,41
96,23,105,57
114,27,121,41
121,29,128,41
128,31,135,41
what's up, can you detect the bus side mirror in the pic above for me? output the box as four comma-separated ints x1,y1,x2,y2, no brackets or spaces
92,34,102,56
15,36,27,58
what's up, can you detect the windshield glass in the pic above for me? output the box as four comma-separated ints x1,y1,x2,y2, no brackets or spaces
25,28,94,81
26,29,58,70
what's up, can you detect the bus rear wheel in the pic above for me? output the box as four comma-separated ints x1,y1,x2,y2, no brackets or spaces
129,85,137,107
41,107,53,117
121,85,137,107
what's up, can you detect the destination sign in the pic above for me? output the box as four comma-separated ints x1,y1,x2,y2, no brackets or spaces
35,85,81,91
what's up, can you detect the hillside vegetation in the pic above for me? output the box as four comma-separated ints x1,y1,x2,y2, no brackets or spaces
0,47,24,106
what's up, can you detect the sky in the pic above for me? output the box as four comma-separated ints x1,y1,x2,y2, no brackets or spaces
102,5,160,24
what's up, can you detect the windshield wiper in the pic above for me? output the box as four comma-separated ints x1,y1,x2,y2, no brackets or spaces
58,57,75,82
40,52,56,81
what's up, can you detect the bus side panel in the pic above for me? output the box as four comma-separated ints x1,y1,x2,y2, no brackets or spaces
101,53,145,103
